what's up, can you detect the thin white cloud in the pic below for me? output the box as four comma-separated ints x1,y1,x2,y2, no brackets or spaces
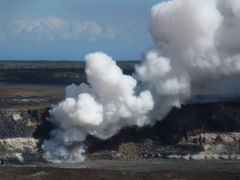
10,17,103,41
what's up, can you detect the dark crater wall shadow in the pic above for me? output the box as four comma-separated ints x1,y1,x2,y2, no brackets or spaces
86,101,240,153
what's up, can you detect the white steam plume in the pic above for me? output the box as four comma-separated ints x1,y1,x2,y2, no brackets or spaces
42,52,153,162
42,0,240,162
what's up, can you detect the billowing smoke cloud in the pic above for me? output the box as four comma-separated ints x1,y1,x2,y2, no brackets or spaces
42,0,240,162
42,52,153,162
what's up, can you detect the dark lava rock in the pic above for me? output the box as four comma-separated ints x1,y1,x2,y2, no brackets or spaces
0,108,53,139
87,101,240,160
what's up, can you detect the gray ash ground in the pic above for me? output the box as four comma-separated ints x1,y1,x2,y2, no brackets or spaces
2,160,240,179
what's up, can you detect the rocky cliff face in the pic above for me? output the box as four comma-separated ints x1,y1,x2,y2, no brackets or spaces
87,101,240,160
0,106,52,164
1,101,240,164
0,108,51,139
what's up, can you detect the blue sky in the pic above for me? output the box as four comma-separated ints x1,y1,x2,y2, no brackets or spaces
0,0,165,60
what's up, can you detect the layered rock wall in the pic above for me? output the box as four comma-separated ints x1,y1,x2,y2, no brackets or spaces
1,101,240,163
0,108,51,164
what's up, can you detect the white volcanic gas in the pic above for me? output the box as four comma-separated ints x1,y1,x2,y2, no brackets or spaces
42,0,240,162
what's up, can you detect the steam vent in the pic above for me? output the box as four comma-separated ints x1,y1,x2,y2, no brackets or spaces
1,61,240,164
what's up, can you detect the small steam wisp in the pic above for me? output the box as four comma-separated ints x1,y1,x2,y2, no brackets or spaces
42,0,240,162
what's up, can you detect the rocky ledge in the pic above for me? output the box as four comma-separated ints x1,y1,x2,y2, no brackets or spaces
1,101,240,164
